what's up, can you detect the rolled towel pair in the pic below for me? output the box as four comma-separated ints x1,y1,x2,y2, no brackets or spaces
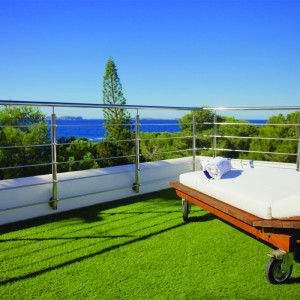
204,157,231,180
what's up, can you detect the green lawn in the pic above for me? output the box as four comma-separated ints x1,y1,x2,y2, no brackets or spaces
0,188,299,299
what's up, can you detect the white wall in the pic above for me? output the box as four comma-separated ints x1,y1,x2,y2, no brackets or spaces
0,157,200,226
0,156,296,226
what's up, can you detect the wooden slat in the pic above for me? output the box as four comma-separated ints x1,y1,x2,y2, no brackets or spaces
168,181,300,251
253,220,300,229
174,188,292,252
280,217,300,221
169,181,262,225
169,181,300,229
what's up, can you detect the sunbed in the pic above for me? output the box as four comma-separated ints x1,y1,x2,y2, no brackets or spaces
169,167,300,284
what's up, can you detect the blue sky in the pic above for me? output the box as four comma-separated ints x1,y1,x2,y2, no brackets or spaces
0,0,299,119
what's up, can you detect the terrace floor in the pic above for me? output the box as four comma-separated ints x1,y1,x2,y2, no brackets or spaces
0,188,299,299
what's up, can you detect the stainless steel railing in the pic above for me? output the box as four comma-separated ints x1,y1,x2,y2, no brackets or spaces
298,115,300,171
199,120,299,162
1,100,300,215
0,101,197,213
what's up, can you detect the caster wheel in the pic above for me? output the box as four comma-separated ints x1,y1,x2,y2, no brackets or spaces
265,257,293,284
182,199,191,222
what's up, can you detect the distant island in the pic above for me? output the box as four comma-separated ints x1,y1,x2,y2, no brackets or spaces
139,118,180,120
46,116,83,120
46,116,179,121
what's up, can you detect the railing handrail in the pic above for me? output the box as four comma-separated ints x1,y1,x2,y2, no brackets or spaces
1,99,300,111
0,100,202,111
202,106,300,111
1,99,300,213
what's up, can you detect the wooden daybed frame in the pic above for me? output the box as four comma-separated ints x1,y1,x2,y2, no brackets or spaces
168,181,300,284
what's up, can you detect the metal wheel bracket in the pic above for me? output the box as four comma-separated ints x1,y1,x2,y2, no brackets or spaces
49,197,58,210
182,199,191,213
188,201,191,213
132,182,139,192
268,250,294,273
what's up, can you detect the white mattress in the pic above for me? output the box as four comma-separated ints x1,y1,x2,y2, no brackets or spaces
179,168,300,219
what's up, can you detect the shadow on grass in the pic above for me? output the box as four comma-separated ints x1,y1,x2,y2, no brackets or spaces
0,222,186,286
0,188,179,235
2,214,183,275
286,277,300,284
211,216,300,283
0,209,182,265
0,235,136,242
186,213,216,223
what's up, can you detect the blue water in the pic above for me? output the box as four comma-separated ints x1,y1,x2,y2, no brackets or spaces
48,119,267,141
245,119,267,125
49,119,181,141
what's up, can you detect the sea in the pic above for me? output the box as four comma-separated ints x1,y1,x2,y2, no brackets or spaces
48,119,267,142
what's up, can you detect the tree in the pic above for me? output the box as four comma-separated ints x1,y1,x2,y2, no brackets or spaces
215,117,259,159
56,137,100,172
0,106,51,179
178,108,225,156
249,111,299,163
99,57,134,166
139,131,189,162
178,109,262,159
178,107,225,133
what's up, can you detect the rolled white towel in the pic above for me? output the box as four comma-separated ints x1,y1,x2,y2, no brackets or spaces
204,157,231,180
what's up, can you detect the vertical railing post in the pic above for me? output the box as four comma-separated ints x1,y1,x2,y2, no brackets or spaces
49,108,58,209
135,111,140,193
192,111,196,171
297,115,300,171
213,112,217,158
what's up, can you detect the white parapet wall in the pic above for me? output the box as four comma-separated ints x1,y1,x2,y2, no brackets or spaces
0,156,201,226
0,156,296,226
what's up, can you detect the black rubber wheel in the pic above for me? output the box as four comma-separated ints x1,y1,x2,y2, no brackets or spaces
182,200,190,222
265,257,293,284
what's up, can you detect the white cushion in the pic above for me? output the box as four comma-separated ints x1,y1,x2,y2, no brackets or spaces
272,195,300,219
179,168,300,219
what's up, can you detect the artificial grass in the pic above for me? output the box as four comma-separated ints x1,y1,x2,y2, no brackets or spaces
0,188,299,299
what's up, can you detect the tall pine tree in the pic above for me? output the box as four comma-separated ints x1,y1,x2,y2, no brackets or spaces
99,57,133,166
102,57,132,139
